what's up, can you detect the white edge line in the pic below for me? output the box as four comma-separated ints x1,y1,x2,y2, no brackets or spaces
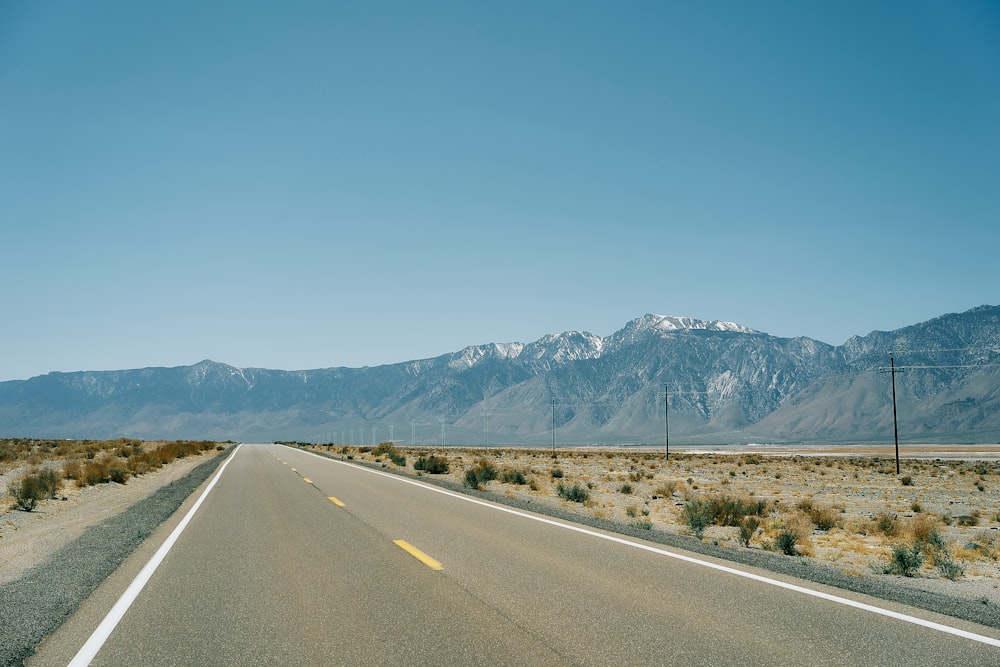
68,444,243,666
294,446,1000,648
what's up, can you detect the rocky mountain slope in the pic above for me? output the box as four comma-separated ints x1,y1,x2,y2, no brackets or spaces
1,306,997,445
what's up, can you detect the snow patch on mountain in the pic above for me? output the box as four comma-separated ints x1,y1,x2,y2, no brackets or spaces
447,342,526,370
230,366,254,389
708,370,739,397
522,331,604,363
609,313,757,347
640,314,757,334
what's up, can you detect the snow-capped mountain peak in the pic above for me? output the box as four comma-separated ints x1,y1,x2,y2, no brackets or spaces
618,314,757,340
447,342,526,370
522,331,605,364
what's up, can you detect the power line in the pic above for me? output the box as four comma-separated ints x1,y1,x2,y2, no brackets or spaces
548,398,616,407
889,364,1000,370
891,347,1000,354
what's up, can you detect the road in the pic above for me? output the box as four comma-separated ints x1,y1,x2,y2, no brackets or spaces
29,444,1000,665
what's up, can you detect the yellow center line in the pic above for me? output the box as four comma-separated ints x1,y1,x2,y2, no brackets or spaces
393,540,444,571
290,467,297,472
327,496,345,506
302,478,312,484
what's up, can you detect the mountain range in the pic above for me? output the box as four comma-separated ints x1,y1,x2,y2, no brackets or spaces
1,305,998,445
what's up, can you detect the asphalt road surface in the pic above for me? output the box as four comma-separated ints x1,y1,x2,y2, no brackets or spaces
29,444,1000,665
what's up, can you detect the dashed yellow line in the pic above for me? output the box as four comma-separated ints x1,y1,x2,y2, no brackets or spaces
302,478,312,484
291,468,297,472
327,496,345,506
393,540,444,571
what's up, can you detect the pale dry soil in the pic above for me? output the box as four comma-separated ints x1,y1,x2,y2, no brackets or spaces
335,443,1000,606
0,451,218,586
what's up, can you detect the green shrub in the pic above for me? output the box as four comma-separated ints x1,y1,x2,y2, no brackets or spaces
682,499,711,539
371,442,397,457
463,469,479,488
11,471,45,511
556,482,589,503
776,531,798,555
885,543,923,576
619,483,634,495
414,455,449,474
707,494,768,527
629,519,653,530
367,442,406,467
550,468,564,479
463,458,499,489
108,466,129,484
937,556,965,581
499,468,527,485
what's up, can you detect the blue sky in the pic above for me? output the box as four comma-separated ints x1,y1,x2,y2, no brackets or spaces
2,1,998,381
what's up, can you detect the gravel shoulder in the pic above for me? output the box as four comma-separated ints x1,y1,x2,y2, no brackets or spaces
0,453,222,586
0,448,232,667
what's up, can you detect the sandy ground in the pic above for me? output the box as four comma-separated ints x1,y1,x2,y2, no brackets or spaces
0,451,220,586
327,443,1000,606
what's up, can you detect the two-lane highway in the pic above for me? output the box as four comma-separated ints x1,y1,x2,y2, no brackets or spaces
30,444,1000,665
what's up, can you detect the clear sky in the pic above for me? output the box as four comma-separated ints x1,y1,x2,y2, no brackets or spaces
2,1,998,381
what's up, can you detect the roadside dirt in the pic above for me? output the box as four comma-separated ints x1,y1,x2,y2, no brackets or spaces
0,451,221,586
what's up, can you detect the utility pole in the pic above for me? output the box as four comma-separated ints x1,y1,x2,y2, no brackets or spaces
481,411,491,450
551,398,557,457
664,384,669,461
890,356,900,475
880,356,906,475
